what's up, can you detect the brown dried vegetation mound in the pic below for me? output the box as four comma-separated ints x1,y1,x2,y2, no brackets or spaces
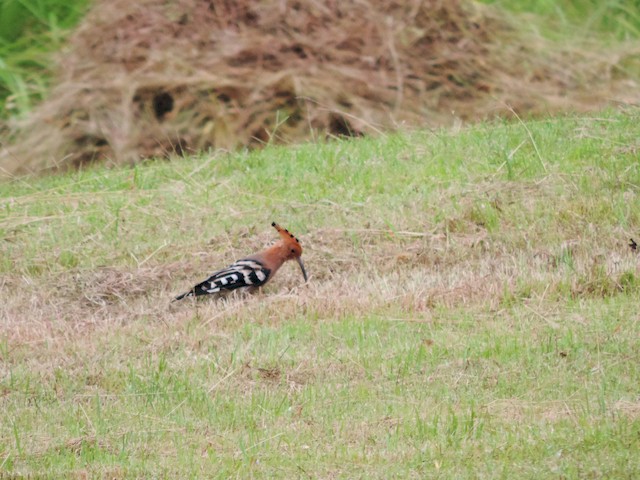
1,0,634,174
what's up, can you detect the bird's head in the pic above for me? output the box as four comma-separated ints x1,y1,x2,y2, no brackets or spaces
272,221,307,282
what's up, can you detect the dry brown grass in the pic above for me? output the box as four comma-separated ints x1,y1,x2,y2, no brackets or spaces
2,0,638,174
1,222,637,377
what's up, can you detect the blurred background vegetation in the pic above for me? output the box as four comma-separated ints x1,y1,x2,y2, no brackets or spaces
0,0,638,120
486,0,640,39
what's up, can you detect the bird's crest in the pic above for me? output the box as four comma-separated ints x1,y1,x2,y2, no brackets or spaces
272,221,307,281
272,222,302,249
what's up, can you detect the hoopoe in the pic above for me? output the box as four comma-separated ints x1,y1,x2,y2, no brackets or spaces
174,222,307,301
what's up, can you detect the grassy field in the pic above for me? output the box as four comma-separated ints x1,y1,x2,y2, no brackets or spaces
1,108,640,477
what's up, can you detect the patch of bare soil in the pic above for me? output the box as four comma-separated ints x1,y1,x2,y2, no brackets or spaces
2,0,637,174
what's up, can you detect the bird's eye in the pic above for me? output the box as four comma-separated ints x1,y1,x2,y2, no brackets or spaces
291,248,295,253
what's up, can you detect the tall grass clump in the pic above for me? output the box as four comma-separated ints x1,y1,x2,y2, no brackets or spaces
2,0,639,124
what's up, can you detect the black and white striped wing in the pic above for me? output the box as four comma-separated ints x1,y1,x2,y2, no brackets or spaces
174,259,271,301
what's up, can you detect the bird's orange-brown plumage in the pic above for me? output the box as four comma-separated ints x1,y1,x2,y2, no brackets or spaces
252,222,304,274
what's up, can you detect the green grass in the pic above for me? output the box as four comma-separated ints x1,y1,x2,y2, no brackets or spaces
1,109,640,477
0,0,91,117
481,0,640,40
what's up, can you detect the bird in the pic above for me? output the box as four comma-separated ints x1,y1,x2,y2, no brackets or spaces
173,222,307,301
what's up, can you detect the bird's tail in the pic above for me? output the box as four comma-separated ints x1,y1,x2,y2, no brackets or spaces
173,290,195,302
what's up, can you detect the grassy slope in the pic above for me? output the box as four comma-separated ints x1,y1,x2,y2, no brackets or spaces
1,109,640,477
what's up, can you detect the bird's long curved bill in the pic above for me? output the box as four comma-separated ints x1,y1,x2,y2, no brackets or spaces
296,257,308,282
